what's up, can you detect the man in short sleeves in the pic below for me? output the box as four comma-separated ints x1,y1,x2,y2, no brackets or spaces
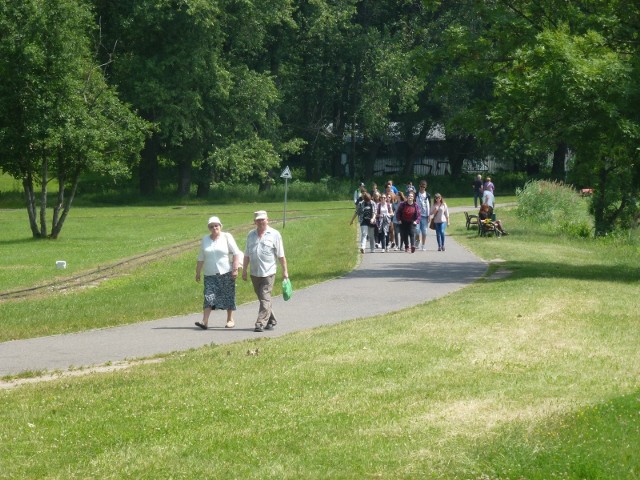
242,210,289,332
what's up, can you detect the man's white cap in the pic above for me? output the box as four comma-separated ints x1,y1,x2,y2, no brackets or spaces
207,216,222,227
254,210,268,221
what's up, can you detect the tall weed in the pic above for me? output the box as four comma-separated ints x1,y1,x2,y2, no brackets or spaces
516,180,593,237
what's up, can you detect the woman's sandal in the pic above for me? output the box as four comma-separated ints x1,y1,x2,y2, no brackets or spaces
195,322,208,330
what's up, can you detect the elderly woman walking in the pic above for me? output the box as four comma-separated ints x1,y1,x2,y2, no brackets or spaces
195,216,243,329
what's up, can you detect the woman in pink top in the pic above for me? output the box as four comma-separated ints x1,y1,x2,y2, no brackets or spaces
429,193,450,251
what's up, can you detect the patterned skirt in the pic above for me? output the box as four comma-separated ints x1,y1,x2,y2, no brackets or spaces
203,272,237,311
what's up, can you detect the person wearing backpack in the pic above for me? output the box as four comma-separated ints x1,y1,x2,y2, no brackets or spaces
396,192,420,253
350,191,377,253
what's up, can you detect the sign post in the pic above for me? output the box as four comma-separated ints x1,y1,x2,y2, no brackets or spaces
280,166,292,228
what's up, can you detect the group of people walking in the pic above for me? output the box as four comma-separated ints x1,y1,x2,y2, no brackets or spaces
472,174,495,209
195,210,288,332
351,179,450,253
194,177,503,331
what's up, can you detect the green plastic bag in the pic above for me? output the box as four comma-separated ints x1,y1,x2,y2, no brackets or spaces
282,278,293,301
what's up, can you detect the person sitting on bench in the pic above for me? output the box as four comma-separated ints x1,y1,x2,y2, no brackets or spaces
478,204,509,235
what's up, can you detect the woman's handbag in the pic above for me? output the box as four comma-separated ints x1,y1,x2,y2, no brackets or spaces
429,217,436,230
282,278,293,301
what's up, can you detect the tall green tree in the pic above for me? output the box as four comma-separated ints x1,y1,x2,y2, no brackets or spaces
277,0,430,180
96,0,296,196
0,0,149,238
490,1,640,232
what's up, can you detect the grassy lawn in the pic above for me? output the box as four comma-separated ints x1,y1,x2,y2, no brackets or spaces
1,204,639,478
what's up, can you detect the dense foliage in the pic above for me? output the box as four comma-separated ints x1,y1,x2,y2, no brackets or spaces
516,180,593,238
1,0,639,235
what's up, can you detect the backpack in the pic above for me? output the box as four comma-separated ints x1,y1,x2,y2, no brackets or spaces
361,201,373,223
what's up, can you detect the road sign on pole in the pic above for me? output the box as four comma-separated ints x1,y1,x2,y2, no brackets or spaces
280,166,292,227
280,166,292,179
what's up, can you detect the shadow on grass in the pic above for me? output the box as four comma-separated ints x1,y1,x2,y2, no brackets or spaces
505,260,639,284
0,237,44,246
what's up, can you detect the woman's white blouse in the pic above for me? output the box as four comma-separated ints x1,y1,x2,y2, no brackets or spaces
197,233,242,276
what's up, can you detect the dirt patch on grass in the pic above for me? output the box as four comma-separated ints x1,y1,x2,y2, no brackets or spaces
0,358,165,390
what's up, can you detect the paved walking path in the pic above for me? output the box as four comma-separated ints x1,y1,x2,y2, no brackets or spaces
0,206,492,377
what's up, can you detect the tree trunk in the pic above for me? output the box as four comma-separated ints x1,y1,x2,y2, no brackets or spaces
593,164,608,235
195,158,212,198
39,157,49,237
551,141,567,181
50,166,81,239
401,122,429,177
139,135,160,195
446,136,474,178
196,181,210,198
361,138,380,179
23,174,41,238
176,158,192,197
52,153,65,231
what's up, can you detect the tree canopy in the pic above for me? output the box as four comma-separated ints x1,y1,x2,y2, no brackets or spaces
0,0,149,238
1,0,638,234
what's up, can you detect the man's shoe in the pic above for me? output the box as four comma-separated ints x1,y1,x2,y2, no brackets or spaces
225,319,235,328
254,324,264,332
265,322,276,330
195,322,208,330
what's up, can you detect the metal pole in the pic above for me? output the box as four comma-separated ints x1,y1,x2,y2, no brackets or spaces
283,178,288,228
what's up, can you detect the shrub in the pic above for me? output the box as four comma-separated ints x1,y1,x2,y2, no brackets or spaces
516,179,593,237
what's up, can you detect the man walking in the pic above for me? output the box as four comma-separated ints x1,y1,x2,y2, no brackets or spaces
242,210,289,332
473,174,483,208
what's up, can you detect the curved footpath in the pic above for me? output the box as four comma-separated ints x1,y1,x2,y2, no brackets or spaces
0,206,491,378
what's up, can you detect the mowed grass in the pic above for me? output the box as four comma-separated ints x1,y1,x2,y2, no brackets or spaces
1,206,639,478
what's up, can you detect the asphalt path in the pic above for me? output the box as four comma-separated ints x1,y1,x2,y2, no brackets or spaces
0,206,490,377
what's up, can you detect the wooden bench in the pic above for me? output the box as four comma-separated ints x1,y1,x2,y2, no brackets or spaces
464,211,479,230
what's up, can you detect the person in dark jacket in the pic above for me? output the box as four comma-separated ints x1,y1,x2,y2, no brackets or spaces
395,192,420,253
